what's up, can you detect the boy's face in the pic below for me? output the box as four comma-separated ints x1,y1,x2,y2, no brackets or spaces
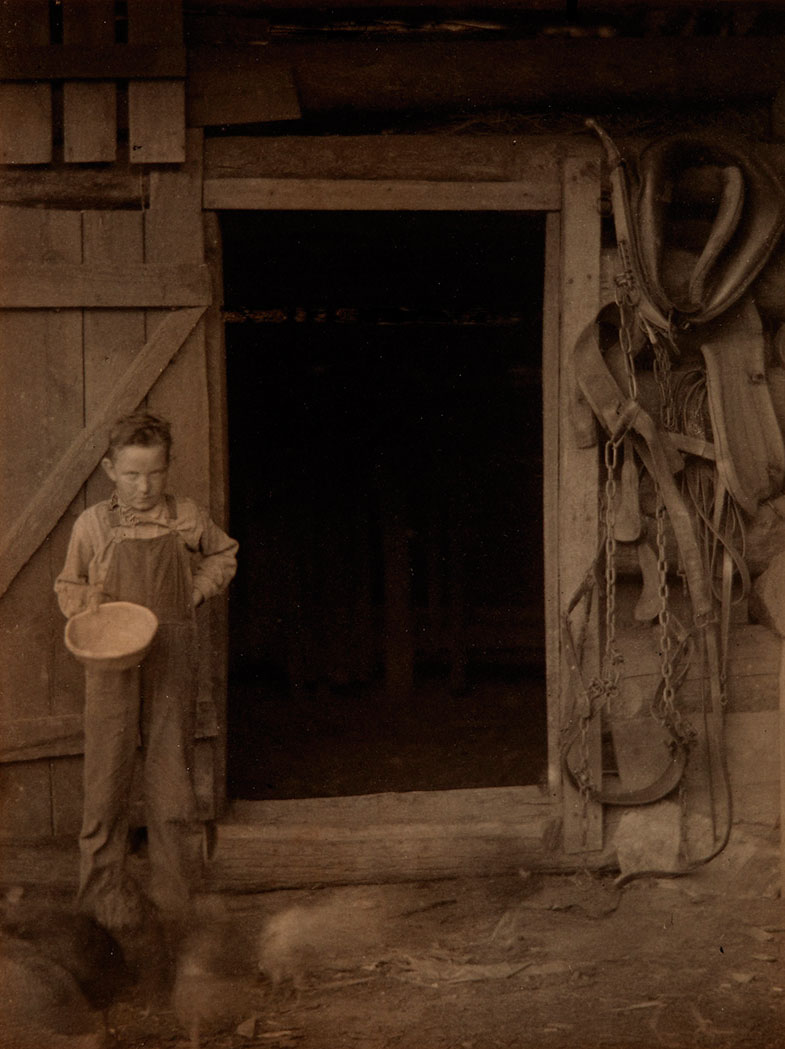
102,443,169,512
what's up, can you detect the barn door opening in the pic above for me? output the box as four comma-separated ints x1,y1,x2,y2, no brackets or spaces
221,210,546,800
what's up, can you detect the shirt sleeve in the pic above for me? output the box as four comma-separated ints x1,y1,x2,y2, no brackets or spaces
190,508,239,604
54,512,98,619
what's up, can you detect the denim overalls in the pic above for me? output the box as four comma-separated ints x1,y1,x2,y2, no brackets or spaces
79,495,199,919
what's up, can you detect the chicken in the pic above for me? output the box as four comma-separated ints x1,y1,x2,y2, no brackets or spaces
0,890,132,1049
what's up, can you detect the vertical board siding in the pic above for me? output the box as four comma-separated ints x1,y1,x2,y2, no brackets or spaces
0,1,52,164
203,211,230,817
62,0,117,163
0,207,83,839
0,125,211,836
127,0,185,164
144,128,216,815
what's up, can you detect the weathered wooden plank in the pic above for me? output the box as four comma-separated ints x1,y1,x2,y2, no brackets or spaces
0,306,207,601
81,210,147,508
724,711,780,825
0,1,51,165
559,148,603,853
189,37,785,119
204,135,561,184
188,54,300,127
0,715,84,764
0,84,52,164
0,263,211,307
0,44,186,79
62,0,117,163
228,788,552,827
0,169,149,209
145,130,208,501
0,210,82,713
144,127,216,818
0,207,81,840
128,0,185,164
0,705,219,765
206,788,598,891
204,178,560,212
616,625,780,682
0,764,54,840
63,83,117,164
129,81,186,164
0,839,79,887
50,757,84,837
203,211,230,819
542,212,562,797
781,641,785,895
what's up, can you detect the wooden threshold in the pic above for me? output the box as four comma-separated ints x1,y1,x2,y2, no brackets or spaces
204,787,616,892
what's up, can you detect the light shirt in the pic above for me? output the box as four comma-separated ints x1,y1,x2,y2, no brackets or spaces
54,492,238,619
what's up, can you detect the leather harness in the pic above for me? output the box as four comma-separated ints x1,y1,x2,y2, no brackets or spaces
563,124,785,818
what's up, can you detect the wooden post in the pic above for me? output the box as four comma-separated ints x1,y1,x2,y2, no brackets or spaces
770,85,785,911
780,640,785,898
559,146,603,853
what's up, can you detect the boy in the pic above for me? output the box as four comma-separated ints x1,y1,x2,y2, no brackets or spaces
55,412,238,928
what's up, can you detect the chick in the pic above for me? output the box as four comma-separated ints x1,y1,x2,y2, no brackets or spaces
257,895,383,996
172,916,260,1049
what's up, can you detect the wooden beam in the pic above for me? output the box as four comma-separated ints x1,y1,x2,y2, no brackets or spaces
205,789,608,891
0,264,211,307
0,306,206,600
0,44,186,79
0,169,149,209
189,37,785,121
187,53,300,127
204,134,561,185
0,716,83,764
204,177,560,211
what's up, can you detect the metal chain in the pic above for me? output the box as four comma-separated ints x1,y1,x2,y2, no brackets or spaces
651,330,677,432
602,439,623,706
653,491,696,748
615,290,639,401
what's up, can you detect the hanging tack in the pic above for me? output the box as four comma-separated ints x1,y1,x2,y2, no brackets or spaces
613,437,642,542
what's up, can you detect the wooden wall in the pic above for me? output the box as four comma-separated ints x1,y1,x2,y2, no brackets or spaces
0,131,220,847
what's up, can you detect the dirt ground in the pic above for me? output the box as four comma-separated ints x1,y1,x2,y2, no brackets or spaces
104,832,784,1049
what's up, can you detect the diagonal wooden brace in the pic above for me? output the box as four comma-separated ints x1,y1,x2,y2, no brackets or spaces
0,305,207,598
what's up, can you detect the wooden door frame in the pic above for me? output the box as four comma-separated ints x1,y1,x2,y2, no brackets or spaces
202,134,605,878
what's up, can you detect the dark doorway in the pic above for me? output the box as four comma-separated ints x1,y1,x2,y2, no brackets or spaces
221,210,546,800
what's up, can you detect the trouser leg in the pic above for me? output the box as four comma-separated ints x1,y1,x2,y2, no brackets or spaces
78,665,140,924
140,623,199,916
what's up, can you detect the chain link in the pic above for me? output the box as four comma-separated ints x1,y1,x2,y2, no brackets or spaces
653,491,697,749
602,440,623,706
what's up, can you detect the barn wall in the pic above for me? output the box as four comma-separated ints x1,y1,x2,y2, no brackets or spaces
0,2,782,886
0,131,221,845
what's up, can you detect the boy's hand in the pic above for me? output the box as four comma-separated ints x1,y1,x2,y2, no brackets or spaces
192,589,204,609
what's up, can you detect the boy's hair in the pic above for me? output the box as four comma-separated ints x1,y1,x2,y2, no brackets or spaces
106,412,172,463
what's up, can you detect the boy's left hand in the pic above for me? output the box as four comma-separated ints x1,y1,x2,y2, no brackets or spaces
192,589,204,609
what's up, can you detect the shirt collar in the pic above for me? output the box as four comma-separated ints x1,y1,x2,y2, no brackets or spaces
109,492,172,524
